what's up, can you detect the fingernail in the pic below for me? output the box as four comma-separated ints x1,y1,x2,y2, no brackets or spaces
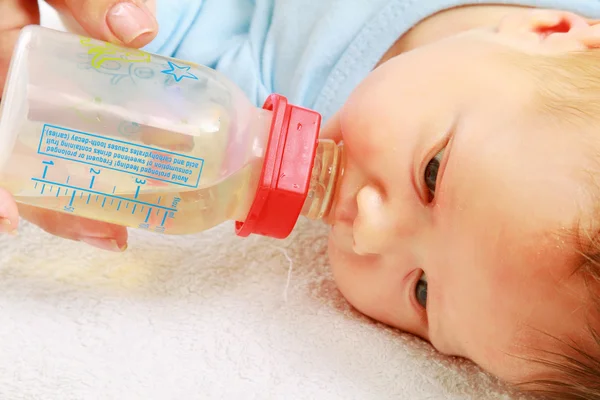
81,237,127,252
107,2,156,45
0,219,16,236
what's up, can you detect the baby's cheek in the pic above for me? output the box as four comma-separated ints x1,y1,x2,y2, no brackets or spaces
339,87,395,162
327,235,382,317
328,235,359,292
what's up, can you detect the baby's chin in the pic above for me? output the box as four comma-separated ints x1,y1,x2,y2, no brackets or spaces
326,233,346,279
326,234,358,298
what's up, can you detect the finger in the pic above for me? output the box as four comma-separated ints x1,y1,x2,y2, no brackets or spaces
18,204,128,252
0,188,19,234
47,0,158,47
0,0,40,90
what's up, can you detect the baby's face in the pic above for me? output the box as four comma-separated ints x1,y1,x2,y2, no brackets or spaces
322,26,594,382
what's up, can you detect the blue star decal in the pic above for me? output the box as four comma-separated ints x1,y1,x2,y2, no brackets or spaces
161,61,198,82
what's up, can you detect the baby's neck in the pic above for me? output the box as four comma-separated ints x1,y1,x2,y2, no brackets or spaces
378,5,531,66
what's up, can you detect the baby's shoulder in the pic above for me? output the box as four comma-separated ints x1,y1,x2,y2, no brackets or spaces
144,0,411,117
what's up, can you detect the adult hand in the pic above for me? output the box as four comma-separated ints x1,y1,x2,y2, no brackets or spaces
0,0,159,251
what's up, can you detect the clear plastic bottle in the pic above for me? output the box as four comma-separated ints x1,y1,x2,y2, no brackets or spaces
0,26,344,239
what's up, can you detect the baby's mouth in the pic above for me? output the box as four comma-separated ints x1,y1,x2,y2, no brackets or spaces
329,163,361,228
332,198,357,227
330,223,356,253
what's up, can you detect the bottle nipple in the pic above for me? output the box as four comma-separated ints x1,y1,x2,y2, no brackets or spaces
301,139,345,221
235,94,343,239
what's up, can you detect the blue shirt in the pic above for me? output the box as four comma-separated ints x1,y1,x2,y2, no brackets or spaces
144,0,600,122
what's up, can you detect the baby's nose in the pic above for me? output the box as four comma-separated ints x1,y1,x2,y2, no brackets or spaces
352,185,394,255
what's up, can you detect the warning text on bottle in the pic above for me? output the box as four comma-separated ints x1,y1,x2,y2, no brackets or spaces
38,124,204,188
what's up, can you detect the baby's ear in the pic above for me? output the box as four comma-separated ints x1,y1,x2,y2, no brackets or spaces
497,9,600,51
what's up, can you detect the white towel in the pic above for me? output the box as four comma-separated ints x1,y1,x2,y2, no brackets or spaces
0,218,524,400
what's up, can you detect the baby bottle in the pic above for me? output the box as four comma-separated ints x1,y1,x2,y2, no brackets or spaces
0,26,343,239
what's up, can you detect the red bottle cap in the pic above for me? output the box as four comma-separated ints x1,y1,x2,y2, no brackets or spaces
235,94,321,239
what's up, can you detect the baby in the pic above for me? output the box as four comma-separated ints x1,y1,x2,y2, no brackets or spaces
2,0,600,398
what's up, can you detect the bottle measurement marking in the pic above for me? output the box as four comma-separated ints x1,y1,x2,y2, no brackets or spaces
33,156,178,231
31,178,177,217
42,160,53,179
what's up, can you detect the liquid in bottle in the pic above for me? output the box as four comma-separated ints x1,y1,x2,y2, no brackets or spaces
0,26,343,238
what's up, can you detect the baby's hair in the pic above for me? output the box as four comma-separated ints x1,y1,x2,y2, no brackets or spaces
509,49,600,399
527,50,600,125
516,281,600,399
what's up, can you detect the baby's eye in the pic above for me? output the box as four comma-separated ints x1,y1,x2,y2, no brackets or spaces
415,272,428,308
424,150,445,199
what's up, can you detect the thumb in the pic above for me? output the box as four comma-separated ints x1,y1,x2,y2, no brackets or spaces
48,0,158,48
0,0,39,90
0,188,19,234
